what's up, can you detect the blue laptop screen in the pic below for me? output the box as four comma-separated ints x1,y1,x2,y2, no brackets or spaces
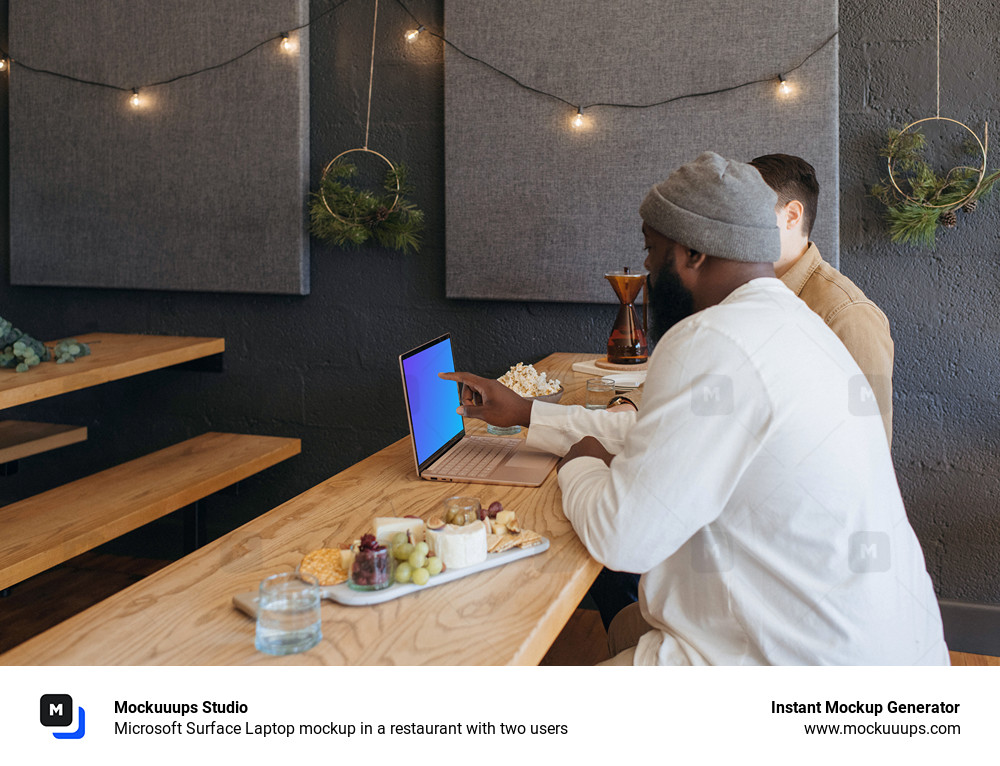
401,336,465,466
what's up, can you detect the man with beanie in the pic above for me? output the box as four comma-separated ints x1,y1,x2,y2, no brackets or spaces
750,153,894,447
442,152,946,665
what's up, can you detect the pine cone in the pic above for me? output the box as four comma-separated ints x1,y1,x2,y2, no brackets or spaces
375,206,390,222
940,210,957,229
962,198,978,213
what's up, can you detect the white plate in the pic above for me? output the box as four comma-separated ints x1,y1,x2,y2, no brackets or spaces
327,537,549,605
233,537,550,616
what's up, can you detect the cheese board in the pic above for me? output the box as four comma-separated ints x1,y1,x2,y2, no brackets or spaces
233,536,549,616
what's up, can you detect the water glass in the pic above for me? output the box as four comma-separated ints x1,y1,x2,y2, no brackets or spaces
255,572,321,656
585,377,617,409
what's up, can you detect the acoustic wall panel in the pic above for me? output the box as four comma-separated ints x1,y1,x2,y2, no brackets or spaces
9,0,310,294
445,0,838,302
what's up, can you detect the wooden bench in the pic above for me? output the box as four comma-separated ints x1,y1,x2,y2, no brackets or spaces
0,432,300,591
0,420,88,467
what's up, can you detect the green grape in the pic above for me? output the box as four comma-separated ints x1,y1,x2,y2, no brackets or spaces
408,550,427,569
392,531,408,547
394,542,414,561
426,556,443,576
414,541,429,557
394,562,413,584
411,567,430,586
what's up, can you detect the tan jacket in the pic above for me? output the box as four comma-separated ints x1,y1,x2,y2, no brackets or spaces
779,244,894,447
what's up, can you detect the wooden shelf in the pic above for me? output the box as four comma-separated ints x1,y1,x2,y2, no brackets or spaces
0,333,225,411
0,432,300,591
0,420,87,464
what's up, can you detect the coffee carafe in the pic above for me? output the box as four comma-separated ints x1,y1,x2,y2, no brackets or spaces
605,267,648,365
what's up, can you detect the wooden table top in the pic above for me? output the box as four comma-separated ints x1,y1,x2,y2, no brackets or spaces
0,352,612,665
0,332,225,410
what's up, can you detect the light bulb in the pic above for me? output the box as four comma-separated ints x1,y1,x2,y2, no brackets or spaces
778,74,791,96
129,89,140,108
572,107,585,128
280,33,295,52
405,25,425,43
0,59,7,72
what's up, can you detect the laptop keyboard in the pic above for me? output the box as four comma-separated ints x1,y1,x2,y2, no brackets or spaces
433,437,517,478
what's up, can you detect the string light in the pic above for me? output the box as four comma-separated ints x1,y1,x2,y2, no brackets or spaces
0,0,832,123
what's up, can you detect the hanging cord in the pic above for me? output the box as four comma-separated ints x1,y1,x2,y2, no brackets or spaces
936,0,941,118
364,0,379,148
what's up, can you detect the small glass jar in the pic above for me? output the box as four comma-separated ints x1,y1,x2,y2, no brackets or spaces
349,545,392,591
442,496,481,526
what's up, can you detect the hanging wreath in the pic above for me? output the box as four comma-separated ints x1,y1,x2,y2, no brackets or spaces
871,124,1000,247
309,157,424,253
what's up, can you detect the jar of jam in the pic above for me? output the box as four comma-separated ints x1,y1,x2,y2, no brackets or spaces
349,534,392,591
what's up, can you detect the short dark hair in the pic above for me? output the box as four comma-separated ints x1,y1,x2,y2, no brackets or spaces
749,154,819,237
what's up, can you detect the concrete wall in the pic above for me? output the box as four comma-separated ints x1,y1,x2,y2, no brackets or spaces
0,0,997,604
839,0,1000,602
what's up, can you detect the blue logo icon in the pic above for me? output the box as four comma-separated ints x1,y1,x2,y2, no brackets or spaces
40,694,86,739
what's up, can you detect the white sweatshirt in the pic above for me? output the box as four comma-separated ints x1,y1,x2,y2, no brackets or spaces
527,278,947,665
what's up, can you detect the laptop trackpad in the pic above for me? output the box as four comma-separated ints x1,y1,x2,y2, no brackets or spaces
504,446,553,469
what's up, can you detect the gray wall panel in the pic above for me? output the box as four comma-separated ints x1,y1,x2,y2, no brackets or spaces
9,0,310,294
445,0,838,302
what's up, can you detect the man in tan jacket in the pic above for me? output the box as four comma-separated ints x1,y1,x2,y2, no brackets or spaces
750,154,894,447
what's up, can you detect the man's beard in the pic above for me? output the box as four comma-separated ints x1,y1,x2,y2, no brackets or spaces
648,260,696,344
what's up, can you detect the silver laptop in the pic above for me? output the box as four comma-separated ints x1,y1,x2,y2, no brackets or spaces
399,334,557,487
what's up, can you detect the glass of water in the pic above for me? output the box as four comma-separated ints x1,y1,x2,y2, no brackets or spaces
255,572,321,656
585,377,617,409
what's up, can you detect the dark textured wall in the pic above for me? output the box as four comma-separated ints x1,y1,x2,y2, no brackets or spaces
0,1,996,604
0,0,607,557
839,0,1000,603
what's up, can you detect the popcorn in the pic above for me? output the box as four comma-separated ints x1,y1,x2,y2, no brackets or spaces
497,363,561,397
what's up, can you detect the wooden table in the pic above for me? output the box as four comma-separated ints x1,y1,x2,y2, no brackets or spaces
0,353,607,665
0,332,224,410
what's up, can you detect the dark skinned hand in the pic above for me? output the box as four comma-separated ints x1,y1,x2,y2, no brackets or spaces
558,435,614,471
438,371,533,428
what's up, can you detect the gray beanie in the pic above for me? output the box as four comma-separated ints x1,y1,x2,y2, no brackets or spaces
639,152,780,263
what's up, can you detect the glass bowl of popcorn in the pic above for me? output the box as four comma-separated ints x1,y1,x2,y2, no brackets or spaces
488,363,563,435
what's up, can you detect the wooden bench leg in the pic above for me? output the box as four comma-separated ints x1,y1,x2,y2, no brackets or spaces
183,500,206,553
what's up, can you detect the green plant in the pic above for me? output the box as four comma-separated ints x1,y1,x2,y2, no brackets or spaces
871,127,1000,247
309,161,424,253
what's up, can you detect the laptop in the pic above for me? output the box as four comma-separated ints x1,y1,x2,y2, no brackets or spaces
399,334,558,486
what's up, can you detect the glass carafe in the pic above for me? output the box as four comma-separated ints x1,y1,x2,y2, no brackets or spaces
605,268,648,365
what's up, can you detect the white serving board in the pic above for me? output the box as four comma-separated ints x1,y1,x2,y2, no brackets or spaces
233,537,549,617
326,537,549,605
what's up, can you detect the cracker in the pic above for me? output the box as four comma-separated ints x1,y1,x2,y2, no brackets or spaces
515,529,543,548
489,535,521,554
299,547,348,585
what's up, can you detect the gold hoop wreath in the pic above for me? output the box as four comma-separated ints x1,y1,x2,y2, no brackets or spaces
886,116,989,210
319,147,401,223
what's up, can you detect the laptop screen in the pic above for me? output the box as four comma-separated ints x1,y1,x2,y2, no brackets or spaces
400,335,465,467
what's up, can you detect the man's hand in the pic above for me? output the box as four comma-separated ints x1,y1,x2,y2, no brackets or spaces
438,371,533,428
558,435,614,470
